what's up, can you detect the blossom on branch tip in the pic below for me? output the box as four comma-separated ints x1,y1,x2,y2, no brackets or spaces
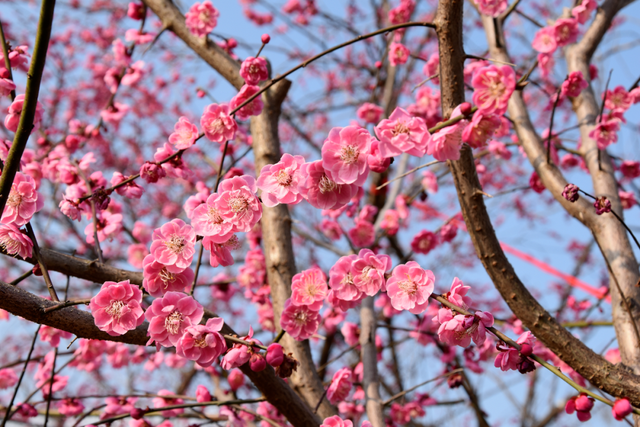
562,184,579,203
1,172,43,227
280,298,320,340
388,42,410,66
0,223,32,259
426,104,467,161
471,65,516,115
322,125,373,186
290,267,327,309
89,280,144,336
375,107,431,158
230,85,264,120
612,398,632,421
594,196,611,215
327,367,352,404
150,219,196,273
565,394,594,422
176,317,227,367
474,0,508,17
256,153,305,207
216,175,262,233
320,416,353,427
168,117,198,150
142,254,194,297
240,56,268,85
201,103,237,143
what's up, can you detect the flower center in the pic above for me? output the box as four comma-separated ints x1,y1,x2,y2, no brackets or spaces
106,300,126,318
392,122,410,136
341,272,354,287
207,206,223,224
229,195,250,214
276,169,293,186
7,191,23,208
165,310,184,335
318,175,337,194
339,145,360,165
0,235,21,255
398,278,418,295
208,118,224,134
194,335,208,348
294,310,308,325
159,267,175,288
223,234,241,249
165,234,186,254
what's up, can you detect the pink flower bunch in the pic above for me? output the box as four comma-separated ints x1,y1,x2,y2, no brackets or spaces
142,255,194,297
168,117,198,150
1,172,43,226
612,398,633,421
256,154,305,207
374,107,431,158
386,261,434,314
89,280,144,336
290,267,328,309
185,1,220,37
472,65,516,115
214,175,262,233
388,42,410,66
326,367,352,404
176,317,227,367
201,103,238,143
240,57,268,85
410,230,439,254
298,160,359,210
230,85,264,120
145,292,204,347
426,104,468,161
280,298,321,340
0,223,32,259
329,254,365,303
5,94,44,133
322,125,373,186
533,19,579,54
150,219,196,273
203,234,241,267
321,416,354,427
0,368,17,389
605,86,634,112
475,0,507,17
220,327,263,369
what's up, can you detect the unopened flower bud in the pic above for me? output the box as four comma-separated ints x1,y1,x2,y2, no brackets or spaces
250,353,266,372
562,183,579,202
519,343,533,357
612,398,632,421
266,343,284,367
517,358,535,374
261,34,271,44
374,61,382,69
447,371,463,388
227,38,238,49
196,90,205,98
130,408,145,420
459,102,472,116
196,385,211,403
32,264,42,276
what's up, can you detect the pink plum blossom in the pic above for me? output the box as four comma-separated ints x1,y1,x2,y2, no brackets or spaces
561,71,588,98
411,230,439,254
553,18,579,47
605,86,633,111
203,234,241,267
435,309,494,348
321,125,373,186
150,219,197,273
176,317,227,367
5,94,44,133
352,248,392,296
426,105,467,161
0,368,17,389
329,254,363,302
374,107,431,157
494,331,536,372
201,103,238,143
1,172,43,226
321,416,353,427
168,117,198,150
84,211,123,244
152,390,184,417
280,298,320,340
38,326,72,347
299,160,358,210
475,0,508,17
588,119,620,150
240,57,268,85
388,42,410,66
229,85,264,120
367,139,391,173
57,398,84,416
290,267,328,309
145,292,204,347
462,111,501,148
142,255,194,297
386,261,435,314
110,172,143,199
356,103,383,124
472,65,516,115
348,220,375,248
216,175,262,233
572,0,597,24
256,154,305,207
443,277,473,309
185,1,220,37
190,193,234,241
612,398,633,421
89,280,144,336
0,223,32,259
327,367,352,404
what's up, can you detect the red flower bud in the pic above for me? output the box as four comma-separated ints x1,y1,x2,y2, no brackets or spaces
250,353,266,372
519,343,533,357
459,102,472,116
261,34,271,44
266,343,284,367
130,408,145,420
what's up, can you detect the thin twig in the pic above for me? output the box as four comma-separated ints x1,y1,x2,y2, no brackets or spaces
25,223,59,301
546,78,566,164
0,20,15,101
382,369,464,406
43,347,58,427
1,325,41,427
